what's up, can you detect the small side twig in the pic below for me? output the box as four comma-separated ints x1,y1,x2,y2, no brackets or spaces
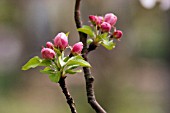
74,0,106,113
59,77,77,113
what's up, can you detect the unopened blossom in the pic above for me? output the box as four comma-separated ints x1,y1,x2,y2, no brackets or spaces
89,15,104,26
104,13,117,26
41,48,56,59
54,32,68,50
89,15,98,25
101,22,111,32
113,30,123,39
96,16,104,26
46,42,54,49
71,42,83,55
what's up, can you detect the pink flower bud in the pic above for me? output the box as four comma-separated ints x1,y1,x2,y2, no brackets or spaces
89,15,104,26
113,30,123,39
104,13,117,26
41,48,56,59
46,41,54,49
96,16,104,26
101,22,111,32
54,32,68,50
89,15,98,25
71,42,83,55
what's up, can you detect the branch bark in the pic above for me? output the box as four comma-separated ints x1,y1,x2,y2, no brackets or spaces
74,0,106,113
59,77,77,113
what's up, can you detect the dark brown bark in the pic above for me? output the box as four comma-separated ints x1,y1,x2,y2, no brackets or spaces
74,0,107,113
59,77,77,113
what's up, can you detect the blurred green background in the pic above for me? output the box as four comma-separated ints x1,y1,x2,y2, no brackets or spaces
0,0,170,113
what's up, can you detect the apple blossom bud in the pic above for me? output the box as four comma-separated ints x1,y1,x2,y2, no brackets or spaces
89,15,104,26
54,32,68,50
89,15,98,25
46,41,54,49
41,48,56,59
101,22,111,32
104,13,117,26
96,16,104,26
71,42,83,55
113,30,123,39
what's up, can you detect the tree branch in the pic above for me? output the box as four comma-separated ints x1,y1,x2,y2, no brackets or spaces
74,0,106,113
87,42,98,53
59,77,77,113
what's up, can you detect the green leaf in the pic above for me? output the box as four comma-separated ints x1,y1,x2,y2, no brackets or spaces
97,33,108,41
66,65,79,70
66,55,91,67
49,72,61,83
66,32,70,37
39,59,52,66
65,69,82,74
87,39,93,44
63,56,69,62
22,56,42,70
58,56,65,67
54,47,61,56
68,55,83,60
77,25,95,38
101,38,116,50
40,67,54,74
61,51,65,58
100,33,108,39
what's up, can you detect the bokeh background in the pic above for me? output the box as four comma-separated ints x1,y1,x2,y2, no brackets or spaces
0,0,170,113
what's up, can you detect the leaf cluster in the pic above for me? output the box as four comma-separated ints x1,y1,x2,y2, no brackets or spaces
22,52,90,83
78,25,116,50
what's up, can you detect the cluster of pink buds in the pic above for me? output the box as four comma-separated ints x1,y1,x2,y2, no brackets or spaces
89,15,103,27
89,13,123,39
41,32,83,59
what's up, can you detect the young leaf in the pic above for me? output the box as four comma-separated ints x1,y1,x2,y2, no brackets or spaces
77,25,95,38
63,56,70,62
87,39,93,44
100,33,108,39
101,39,116,50
54,47,61,56
66,55,91,67
22,56,42,70
65,69,82,74
66,65,79,70
49,72,61,83
39,59,52,66
66,32,70,37
97,33,108,41
40,67,54,74
58,56,66,67
68,59,91,67
68,55,83,60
